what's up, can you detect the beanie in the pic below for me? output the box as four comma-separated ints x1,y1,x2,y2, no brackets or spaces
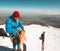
13,11,20,18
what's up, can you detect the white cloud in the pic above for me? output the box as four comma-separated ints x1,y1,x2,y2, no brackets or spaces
0,8,60,15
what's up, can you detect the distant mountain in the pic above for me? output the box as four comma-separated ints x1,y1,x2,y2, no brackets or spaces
0,14,60,28
0,16,7,24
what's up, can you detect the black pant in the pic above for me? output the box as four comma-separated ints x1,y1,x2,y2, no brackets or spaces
12,35,20,46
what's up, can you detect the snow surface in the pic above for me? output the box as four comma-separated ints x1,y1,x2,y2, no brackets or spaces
0,24,60,51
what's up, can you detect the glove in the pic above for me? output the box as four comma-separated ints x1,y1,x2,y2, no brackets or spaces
18,27,22,31
39,37,42,40
16,32,19,37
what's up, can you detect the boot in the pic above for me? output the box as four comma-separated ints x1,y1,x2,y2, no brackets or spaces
16,49,22,51
13,49,16,51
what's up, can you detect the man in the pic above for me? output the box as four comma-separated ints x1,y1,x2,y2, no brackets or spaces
39,32,45,51
5,11,25,51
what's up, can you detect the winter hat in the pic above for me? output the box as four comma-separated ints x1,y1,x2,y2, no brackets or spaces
13,11,20,18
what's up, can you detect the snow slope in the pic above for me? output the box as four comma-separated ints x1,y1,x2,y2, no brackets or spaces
0,24,60,51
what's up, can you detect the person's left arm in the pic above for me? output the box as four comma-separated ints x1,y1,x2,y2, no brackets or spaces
19,20,25,31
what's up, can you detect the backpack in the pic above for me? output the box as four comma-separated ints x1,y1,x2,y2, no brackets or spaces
0,28,7,36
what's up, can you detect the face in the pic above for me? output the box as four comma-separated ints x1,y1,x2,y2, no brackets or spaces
14,17,19,21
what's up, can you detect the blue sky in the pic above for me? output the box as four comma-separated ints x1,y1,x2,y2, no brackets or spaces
0,0,60,10
0,0,60,15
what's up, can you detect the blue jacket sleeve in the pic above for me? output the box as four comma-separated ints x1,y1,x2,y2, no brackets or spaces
5,19,18,35
19,20,24,30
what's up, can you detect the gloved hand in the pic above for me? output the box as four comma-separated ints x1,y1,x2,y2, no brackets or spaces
39,36,42,40
18,27,22,32
22,30,25,33
15,32,19,37
18,27,25,34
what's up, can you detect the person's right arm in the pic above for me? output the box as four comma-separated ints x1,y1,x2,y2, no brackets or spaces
5,18,18,35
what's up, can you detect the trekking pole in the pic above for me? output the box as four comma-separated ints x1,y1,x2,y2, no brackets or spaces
41,41,44,51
